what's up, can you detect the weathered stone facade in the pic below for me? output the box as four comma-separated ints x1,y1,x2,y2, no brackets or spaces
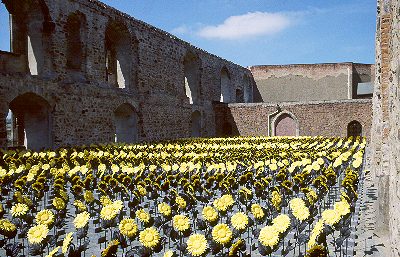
0,0,255,150
215,99,372,138
370,0,400,255
251,63,374,103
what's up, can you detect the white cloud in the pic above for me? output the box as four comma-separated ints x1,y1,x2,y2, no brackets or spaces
197,12,292,40
171,25,189,35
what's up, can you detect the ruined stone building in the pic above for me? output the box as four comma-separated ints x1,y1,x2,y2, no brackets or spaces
0,0,376,151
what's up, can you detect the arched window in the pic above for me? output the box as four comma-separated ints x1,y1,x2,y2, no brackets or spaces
9,93,51,150
0,3,11,52
105,20,136,89
243,75,253,103
114,104,138,143
347,120,362,137
66,12,86,71
220,67,231,103
184,51,201,104
273,112,298,137
191,111,201,137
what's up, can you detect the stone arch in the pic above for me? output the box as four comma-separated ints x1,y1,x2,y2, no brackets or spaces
105,20,137,90
183,50,201,104
243,74,253,103
272,111,299,137
114,103,138,143
8,92,52,150
191,110,201,137
2,0,53,65
0,3,11,52
220,67,232,103
347,120,362,137
66,11,86,72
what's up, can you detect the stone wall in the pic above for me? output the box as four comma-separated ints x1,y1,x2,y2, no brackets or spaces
215,99,372,138
371,0,400,255
250,63,374,103
0,0,255,149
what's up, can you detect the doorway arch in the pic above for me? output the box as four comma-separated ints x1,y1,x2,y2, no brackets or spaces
347,120,362,137
114,103,138,143
9,92,51,150
272,111,299,137
191,111,201,137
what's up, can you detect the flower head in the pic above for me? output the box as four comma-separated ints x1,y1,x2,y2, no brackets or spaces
158,202,171,216
27,224,49,244
175,196,187,209
212,223,232,245
11,203,29,217
53,197,66,210
251,204,265,219
259,225,279,248
272,214,291,233
62,232,73,253
35,209,54,226
136,209,151,223
187,234,208,256
45,246,60,257
73,211,90,229
119,218,138,238
334,200,350,216
100,204,118,220
139,227,160,248
0,219,16,233
172,215,190,232
231,212,248,230
202,206,218,222
322,209,341,225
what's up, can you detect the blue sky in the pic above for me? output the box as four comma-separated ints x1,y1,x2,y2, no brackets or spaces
0,0,376,66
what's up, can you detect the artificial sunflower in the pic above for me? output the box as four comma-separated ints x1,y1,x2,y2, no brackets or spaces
100,204,118,220
45,246,60,257
119,218,138,238
172,214,190,232
187,233,208,256
321,209,341,226
35,209,54,226
0,218,16,234
251,204,265,219
163,250,175,257
231,212,248,230
84,190,95,203
258,225,279,248
202,206,218,222
272,214,291,233
62,232,74,254
175,196,187,209
11,203,29,217
101,239,120,257
53,197,66,210
334,200,350,216
212,223,232,245
136,209,151,223
27,224,49,244
158,202,172,216
73,211,90,229
139,227,160,248
74,200,87,212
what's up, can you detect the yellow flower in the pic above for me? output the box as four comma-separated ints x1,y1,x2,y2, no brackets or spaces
220,194,234,208
202,206,219,222
119,218,138,238
231,212,248,230
0,219,16,232
251,204,265,219
187,234,208,256
45,246,60,257
176,196,187,209
35,209,54,226
271,191,281,210
74,200,87,212
27,224,49,244
259,226,279,247
139,227,160,248
334,200,350,216
84,191,95,203
212,223,232,245
272,214,291,233
11,203,29,217
100,195,113,206
158,202,171,216
289,198,310,221
136,209,151,223
100,204,118,220
53,197,66,210
101,240,120,257
172,215,190,232
137,185,147,196
308,219,324,248
73,211,90,229
322,209,341,225
62,232,74,253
